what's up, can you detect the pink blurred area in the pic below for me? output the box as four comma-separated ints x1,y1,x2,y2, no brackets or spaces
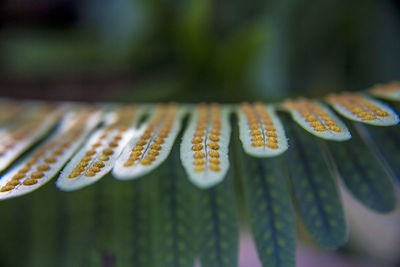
237,230,379,267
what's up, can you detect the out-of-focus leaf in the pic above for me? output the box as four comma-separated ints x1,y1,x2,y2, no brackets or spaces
151,142,198,267
236,147,296,267
281,98,351,141
26,184,67,267
326,93,399,126
197,170,238,267
369,81,400,101
281,115,348,249
323,123,396,213
358,123,400,183
0,106,102,200
0,103,66,172
57,105,141,191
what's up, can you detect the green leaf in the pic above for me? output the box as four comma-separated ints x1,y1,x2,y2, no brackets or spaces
237,151,296,267
151,142,198,267
323,123,396,213
26,184,67,267
358,123,400,184
197,171,238,267
281,115,348,249
63,186,98,267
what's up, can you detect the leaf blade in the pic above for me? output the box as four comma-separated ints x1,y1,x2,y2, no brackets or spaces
282,115,348,249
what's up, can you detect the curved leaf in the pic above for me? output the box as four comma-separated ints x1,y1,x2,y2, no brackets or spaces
281,115,348,249
323,123,396,213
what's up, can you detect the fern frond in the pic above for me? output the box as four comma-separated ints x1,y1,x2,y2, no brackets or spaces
282,115,348,249
236,147,296,267
357,123,400,183
151,143,198,267
197,170,238,267
323,123,396,213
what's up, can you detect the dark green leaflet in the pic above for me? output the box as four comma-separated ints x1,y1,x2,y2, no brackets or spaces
112,178,153,267
151,143,198,267
63,186,97,267
0,195,30,267
198,170,239,267
236,151,296,267
27,184,68,267
363,124,400,184
282,116,347,249
323,123,396,213
89,175,154,267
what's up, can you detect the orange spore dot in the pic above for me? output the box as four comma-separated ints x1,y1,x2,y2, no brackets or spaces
192,144,204,151
252,141,264,147
22,178,37,186
150,143,162,150
209,163,220,171
193,159,205,165
36,164,50,171
93,161,105,168
208,150,219,158
98,155,109,161
193,152,205,159
207,142,219,150
192,137,203,144
102,148,114,155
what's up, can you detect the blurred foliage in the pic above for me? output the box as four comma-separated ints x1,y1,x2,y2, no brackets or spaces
1,0,400,100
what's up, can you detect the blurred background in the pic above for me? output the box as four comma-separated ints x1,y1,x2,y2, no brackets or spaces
1,0,400,102
1,1,400,266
